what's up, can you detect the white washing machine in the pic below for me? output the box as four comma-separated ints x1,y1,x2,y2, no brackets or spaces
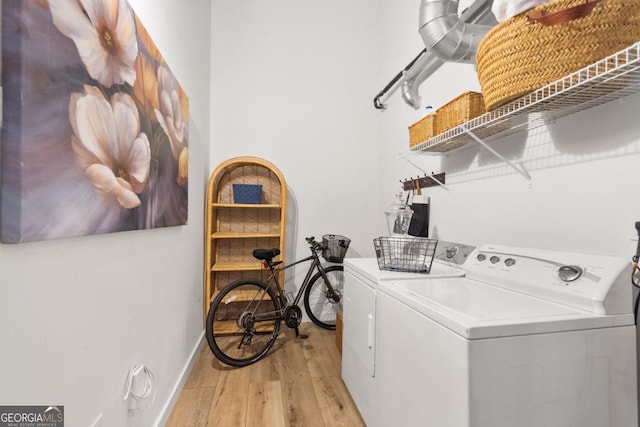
342,241,476,426
375,244,638,427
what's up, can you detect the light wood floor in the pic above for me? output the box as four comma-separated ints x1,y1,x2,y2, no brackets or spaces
166,322,365,427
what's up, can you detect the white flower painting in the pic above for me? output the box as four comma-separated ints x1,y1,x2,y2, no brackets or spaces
70,85,151,209
49,0,139,87
1,0,189,243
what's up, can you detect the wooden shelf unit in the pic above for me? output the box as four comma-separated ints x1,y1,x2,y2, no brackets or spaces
204,157,287,322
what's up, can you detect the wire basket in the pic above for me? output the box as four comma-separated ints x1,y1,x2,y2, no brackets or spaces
373,237,438,273
322,234,351,263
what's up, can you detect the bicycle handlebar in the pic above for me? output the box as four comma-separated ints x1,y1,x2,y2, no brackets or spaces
306,236,327,251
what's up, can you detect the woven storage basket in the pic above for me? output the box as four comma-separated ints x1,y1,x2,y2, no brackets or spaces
476,0,640,111
408,114,437,147
436,91,485,134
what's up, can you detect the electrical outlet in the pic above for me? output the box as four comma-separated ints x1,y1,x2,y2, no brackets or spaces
89,413,103,427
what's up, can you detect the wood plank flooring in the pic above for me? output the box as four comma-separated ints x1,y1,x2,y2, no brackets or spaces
166,323,365,427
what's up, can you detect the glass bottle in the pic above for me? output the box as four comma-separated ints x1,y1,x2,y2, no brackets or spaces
384,192,414,237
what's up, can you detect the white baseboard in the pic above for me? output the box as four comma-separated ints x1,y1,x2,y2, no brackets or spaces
154,330,205,427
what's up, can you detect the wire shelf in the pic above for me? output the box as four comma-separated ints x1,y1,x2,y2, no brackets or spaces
406,42,640,155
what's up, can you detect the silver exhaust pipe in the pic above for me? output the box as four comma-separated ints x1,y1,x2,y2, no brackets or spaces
401,54,443,109
373,0,495,110
419,0,493,63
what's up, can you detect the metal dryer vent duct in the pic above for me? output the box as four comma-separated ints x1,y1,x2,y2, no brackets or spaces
419,0,493,63
374,0,495,110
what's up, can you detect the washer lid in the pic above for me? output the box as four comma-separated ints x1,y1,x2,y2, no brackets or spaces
344,258,465,285
379,278,634,339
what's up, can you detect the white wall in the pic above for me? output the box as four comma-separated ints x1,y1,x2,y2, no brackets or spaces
210,0,384,284
376,0,640,260
210,0,640,274
0,1,210,426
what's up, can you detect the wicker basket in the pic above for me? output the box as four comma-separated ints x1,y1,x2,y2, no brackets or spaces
408,114,437,147
436,91,485,134
476,0,640,111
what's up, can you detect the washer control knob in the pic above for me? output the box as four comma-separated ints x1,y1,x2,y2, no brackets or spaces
504,258,516,267
445,246,459,259
558,265,583,282
490,256,500,264
476,253,486,261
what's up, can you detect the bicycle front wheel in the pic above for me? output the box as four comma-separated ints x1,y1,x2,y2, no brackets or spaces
303,265,344,330
205,279,281,367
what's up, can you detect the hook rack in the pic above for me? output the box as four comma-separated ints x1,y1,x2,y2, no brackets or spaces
401,172,447,192
399,155,450,191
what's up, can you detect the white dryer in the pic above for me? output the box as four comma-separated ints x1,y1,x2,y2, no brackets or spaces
375,244,638,427
342,241,476,426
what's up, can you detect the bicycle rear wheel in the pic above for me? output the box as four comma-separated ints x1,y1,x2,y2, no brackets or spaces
303,265,344,330
205,279,281,367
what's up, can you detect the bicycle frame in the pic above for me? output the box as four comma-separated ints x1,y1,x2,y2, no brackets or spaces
248,245,336,325
268,249,330,308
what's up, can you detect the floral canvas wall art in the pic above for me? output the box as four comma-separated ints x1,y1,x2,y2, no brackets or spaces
1,0,189,243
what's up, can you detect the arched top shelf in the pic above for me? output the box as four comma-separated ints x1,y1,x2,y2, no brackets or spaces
207,156,287,207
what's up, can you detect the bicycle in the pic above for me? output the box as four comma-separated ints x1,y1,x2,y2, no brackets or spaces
205,235,350,367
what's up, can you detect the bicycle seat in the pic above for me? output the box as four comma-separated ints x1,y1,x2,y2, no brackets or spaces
252,248,281,261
